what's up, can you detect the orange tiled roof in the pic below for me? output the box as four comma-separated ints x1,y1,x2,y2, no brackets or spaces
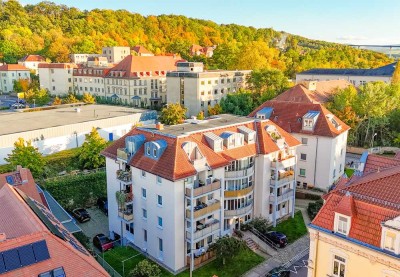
395,151,400,160
363,154,400,174
0,64,29,71
132,45,153,55
250,100,350,138
105,55,179,78
38,63,77,69
0,184,109,276
311,165,400,248
102,118,300,181
18,55,46,63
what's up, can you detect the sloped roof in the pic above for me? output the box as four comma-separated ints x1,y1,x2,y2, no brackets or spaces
18,55,46,63
299,62,397,77
250,100,350,137
132,45,153,55
276,81,352,104
0,185,109,276
105,55,179,78
102,116,300,181
38,63,77,69
363,154,400,174
0,64,29,71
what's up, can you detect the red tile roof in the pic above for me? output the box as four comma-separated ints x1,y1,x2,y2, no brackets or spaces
395,151,400,160
363,154,400,174
0,184,109,276
250,100,350,137
311,165,400,248
106,55,179,78
102,118,300,181
0,64,29,71
132,45,153,55
38,63,77,69
18,55,46,63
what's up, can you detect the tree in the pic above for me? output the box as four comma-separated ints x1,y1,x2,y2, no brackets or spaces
5,138,45,178
209,236,245,266
208,104,222,116
13,79,30,93
63,93,79,104
52,96,62,105
220,91,256,116
78,127,107,169
392,62,400,85
24,88,51,106
82,92,96,104
159,103,187,125
248,69,289,94
130,260,161,277
197,111,204,120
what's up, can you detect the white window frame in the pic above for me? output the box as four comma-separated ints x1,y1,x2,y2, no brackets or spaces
141,170,146,178
141,188,147,199
334,213,350,236
300,153,307,161
142,208,147,220
157,176,162,184
157,195,163,207
331,254,346,277
301,137,308,145
157,216,163,229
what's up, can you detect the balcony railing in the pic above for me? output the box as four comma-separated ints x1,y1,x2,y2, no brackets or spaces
118,209,133,221
271,156,296,169
186,220,220,241
186,200,220,219
185,179,221,198
224,185,254,198
116,169,132,183
225,166,254,179
186,250,215,268
117,148,129,162
224,201,253,217
269,189,294,203
270,173,295,187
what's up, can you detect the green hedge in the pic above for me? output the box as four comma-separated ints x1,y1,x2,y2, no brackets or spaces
307,199,324,220
42,148,80,178
42,171,106,211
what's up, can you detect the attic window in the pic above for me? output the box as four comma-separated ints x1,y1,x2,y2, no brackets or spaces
335,214,350,236
383,231,396,252
153,148,157,157
146,147,150,155
304,119,313,128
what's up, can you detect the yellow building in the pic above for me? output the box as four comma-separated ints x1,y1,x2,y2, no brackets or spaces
308,154,400,277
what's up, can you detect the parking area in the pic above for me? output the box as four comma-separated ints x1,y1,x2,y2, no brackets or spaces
288,254,309,277
76,207,109,243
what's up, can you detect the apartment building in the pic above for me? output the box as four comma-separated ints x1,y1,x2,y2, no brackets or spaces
102,46,130,63
73,66,110,96
18,55,47,75
189,45,215,57
296,62,398,87
0,64,31,94
70,53,102,64
104,55,180,108
102,114,300,273
308,154,400,277
250,83,350,191
167,62,251,117
38,63,77,95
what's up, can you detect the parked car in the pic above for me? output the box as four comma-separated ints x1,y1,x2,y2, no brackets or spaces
265,231,288,248
93,234,114,252
97,197,108,216
72,208,91,223
9,103,26,109
266,266,290,277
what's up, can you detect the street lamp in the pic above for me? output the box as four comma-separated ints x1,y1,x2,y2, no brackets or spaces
33,98,36,108
371,133,377,149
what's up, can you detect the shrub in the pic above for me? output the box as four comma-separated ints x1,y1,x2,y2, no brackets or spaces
73,231,90,250
307,199,324,220
130,260,161,277
247,217,270,234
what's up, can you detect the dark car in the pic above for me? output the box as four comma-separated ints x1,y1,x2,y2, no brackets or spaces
97,197,108,215
72,208,91,223
93,234,114,252
9,103,26,109
266,266,290,277
266,231,288,248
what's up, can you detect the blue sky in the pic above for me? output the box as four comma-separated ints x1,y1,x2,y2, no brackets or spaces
21,0,400,45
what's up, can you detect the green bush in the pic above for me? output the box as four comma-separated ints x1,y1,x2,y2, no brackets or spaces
73,231,90,250
42,171,106,211
0,163,14,174
42,148,80,178
307,199,324,220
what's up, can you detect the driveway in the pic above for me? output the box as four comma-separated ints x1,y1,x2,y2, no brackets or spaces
76,207,109,242
288,254,309,277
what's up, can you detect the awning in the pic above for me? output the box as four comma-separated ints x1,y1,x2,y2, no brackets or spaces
110,94,119,98
132,96,141,100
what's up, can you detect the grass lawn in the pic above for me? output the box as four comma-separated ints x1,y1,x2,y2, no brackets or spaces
345,168,355,177
269,211,308,243
176,247,264,277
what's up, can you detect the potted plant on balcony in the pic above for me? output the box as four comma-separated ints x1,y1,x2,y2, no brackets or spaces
115,191,127,210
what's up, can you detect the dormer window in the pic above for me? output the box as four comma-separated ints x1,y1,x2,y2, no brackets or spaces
304,119,313,128
146,147,150,155
384,231,396,251
153,148,157,157
302,111,320,131
335,214,350,235
381,216,400,254
144,140,167,160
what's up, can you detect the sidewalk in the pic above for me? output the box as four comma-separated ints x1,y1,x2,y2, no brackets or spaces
242,235,310,277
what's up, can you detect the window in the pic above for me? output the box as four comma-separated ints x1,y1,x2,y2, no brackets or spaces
157,216,163,228
157,195,163,206
144,229,147,242
332,255,346,277
141,170,146,178
126,223,134,234
337,215,348,235
142,208,147,219
301,137,308,145
300,153,307,161
158,238,163,260
153,148,157,157
384,231,396,251
341,148,344,156
333,169,336,178
157,176,162,184
207,235,213,244
299,168,306,177
141,188,147,199
340,164,343,173
201,81,205,85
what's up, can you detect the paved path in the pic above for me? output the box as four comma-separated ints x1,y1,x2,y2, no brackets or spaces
242,235,310,277
76,207,109,247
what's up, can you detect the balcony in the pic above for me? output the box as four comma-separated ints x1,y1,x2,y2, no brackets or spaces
224,185,254,198
225,166,254,179
224,201,253,217
187,250,215,268
185,179,221,198
186,220,220,241
271,156,296,169
271,172,295,187
118,209,133,221
116,169,132,183
186,200,221,219
269,189,294,203
117,148,129,162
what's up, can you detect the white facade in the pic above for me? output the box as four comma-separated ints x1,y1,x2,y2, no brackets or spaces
102,46,130,63
104,115,299,273
0,67,31,94
167,62,251,117
296,73,391,87
38,64,76,95
70,54,102,64
73,68,108,96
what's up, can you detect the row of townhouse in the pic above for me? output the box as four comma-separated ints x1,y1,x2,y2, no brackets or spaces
101,114,300,273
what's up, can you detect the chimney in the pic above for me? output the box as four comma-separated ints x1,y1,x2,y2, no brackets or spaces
307,81,317,91
16,165,22,172
155,122,164,130
20,168,29,184
0,233,6,242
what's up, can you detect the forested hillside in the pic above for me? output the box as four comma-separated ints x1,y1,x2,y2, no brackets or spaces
0,0,392,76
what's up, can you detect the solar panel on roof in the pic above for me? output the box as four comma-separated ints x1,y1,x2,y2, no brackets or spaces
3,249,20,271
32,240,50,262
18,244,36,266
5,175,14,185
53,267,66,277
